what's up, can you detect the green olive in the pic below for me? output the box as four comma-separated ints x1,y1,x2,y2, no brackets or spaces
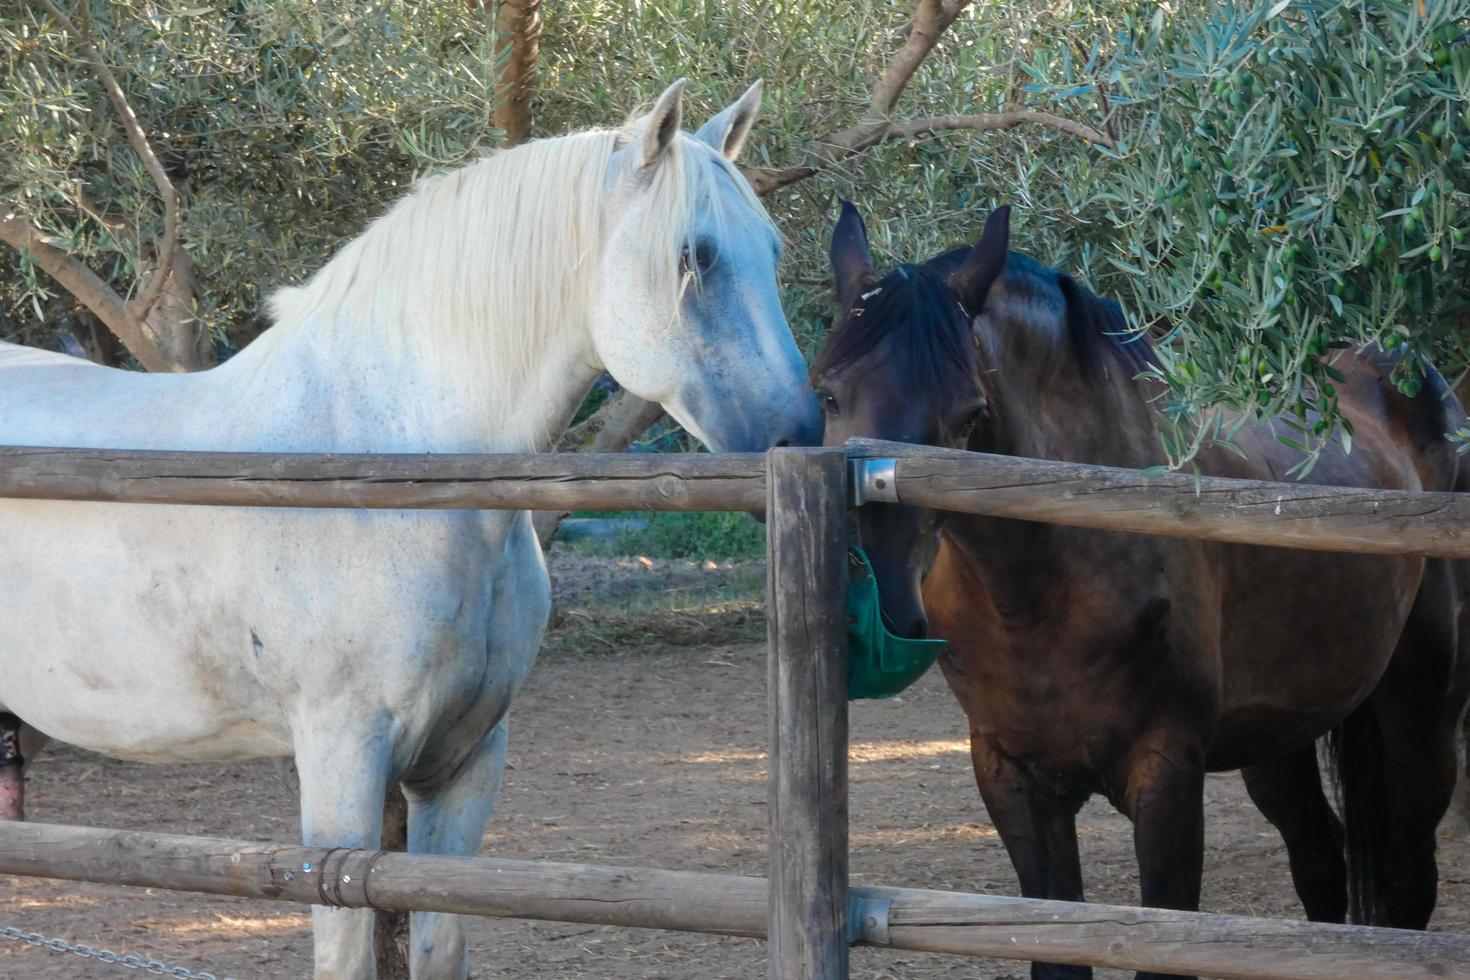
1430,244,1444,262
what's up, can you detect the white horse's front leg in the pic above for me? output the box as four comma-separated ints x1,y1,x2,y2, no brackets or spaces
405,512,546,978
296,714,395,980
405,721,509,978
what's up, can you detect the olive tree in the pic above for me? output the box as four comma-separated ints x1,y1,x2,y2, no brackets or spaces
1026,0,1470,469
1,0,503,368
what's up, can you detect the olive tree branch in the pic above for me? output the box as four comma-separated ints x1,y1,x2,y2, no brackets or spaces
0,213,172,371
491,0,542,146
889,110,1111,144
745,0,1112,197
33,0,181,321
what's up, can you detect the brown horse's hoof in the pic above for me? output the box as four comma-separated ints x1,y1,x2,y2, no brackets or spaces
0,765,25,821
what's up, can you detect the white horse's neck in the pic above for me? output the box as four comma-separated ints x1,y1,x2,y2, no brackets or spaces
216,297,599,456
224,137,618,454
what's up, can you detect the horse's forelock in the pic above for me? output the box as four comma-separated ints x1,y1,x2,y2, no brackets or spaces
812,264,977,395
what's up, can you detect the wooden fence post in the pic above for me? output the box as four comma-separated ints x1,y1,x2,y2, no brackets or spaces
766,447,850,980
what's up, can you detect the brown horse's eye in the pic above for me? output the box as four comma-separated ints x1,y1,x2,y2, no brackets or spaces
954,402,985,439
816,390,840,416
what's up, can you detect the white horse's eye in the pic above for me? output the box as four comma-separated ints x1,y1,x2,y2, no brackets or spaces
680,242,716,276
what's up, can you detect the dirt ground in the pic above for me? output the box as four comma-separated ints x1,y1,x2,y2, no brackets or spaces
2,549,1468,979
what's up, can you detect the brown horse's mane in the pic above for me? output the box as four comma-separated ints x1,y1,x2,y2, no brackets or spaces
811,245,1158,392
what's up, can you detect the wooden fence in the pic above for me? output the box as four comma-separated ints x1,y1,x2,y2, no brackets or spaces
0,441,1468,980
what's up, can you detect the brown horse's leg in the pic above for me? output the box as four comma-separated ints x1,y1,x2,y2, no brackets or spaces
1358,674,1462,926
1335,556,1467,928
1121,727,1205,980
970,732,1090,980
1241,747,1346,922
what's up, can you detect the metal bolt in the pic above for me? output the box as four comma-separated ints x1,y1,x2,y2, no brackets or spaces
283,870,294,881
341,874,352,884
302,862,313,872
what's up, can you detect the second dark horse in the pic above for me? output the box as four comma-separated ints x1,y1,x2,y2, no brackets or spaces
813,202,1470,980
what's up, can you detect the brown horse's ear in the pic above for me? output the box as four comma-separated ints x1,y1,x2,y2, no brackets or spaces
830,201,877,313
948,206,1011,315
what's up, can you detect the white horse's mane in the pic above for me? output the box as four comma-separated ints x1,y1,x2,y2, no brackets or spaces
264,119,772,387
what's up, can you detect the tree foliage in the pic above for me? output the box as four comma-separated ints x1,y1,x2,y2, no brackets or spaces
1,0,502,355
1027,0,1470,467
4,0,1468,471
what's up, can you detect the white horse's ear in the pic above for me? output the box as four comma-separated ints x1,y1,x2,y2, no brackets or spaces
640,78,688,168
694,80,762,162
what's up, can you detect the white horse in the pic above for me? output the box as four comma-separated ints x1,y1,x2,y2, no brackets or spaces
0,79,817,978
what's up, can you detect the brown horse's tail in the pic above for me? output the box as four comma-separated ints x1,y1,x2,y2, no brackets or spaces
1327,705,1390,924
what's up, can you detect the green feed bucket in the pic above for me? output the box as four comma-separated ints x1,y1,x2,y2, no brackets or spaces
846,547,947,701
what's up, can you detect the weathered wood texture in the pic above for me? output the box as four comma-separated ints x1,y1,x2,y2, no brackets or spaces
848,438,1470,557
0,447,765,512
766,448,850,980
5,443,1470,558
0,822,1465,980
863,884,1470,979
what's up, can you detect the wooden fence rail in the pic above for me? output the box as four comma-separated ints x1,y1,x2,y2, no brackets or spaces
0,447,767,512
5,442,1470,555
847,438,1470,557
0,822,1462,980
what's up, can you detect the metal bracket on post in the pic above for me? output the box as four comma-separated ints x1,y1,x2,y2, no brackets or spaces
846,894,892,946
847,457,898,507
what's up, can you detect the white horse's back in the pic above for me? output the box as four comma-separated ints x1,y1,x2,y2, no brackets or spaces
0,339,222,450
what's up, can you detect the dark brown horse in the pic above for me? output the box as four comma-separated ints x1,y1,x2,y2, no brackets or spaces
814,202,1470,980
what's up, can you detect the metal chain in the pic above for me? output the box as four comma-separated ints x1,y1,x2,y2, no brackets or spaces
0,925,236,979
